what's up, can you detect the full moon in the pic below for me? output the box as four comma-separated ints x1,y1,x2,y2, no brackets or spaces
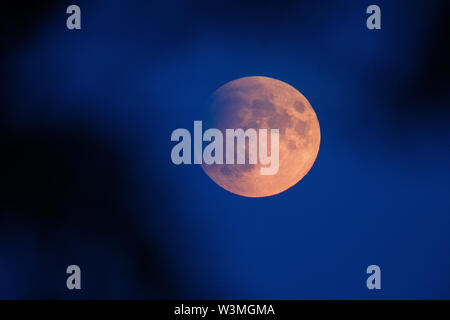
202,76,320,197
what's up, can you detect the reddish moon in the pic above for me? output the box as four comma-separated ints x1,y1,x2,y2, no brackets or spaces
202,76,320,197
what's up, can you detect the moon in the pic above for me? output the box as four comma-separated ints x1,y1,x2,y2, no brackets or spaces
202,76,320,197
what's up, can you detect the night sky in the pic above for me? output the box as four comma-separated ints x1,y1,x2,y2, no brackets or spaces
1,0,449,299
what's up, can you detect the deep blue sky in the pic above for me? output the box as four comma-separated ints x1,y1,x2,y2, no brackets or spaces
1,0,449,299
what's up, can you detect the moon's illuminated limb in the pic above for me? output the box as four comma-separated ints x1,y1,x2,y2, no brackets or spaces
202,76,320,198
